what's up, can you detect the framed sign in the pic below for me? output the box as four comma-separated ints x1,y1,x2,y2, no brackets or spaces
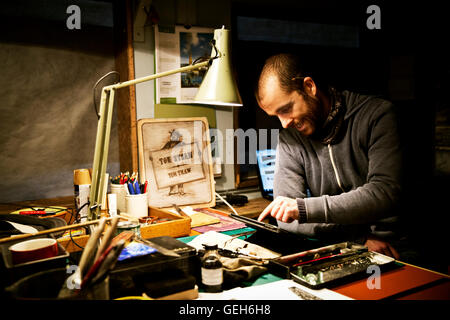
137,117,215,208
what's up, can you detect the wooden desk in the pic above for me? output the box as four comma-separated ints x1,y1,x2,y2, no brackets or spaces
213,197,271,218
0,196,90,252
0,196,75,215
0,196,270,253
1,197,449,300
332,262,449,300
0,196,271,217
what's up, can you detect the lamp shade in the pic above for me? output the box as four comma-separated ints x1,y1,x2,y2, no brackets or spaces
194,28,243,107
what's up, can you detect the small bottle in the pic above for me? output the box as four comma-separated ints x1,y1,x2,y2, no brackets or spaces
201,244,223,293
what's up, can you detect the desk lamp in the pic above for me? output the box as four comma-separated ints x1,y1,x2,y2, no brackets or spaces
88,27,242,220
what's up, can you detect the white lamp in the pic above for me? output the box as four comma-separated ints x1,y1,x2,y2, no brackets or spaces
88,27,242,220
194,27,243,106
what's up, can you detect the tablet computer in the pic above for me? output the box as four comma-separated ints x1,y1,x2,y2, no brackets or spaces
229,213,290,235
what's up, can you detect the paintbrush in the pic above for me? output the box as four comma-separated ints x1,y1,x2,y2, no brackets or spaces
277,242,350,265
78,217,107,278
57,218,107,298
173,204,191,219
80,231,134,290
119,212,140,223
85,240,126,290
94,216,119,261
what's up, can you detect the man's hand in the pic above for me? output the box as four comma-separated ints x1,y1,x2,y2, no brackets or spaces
258,196,299,223
364,235,400,260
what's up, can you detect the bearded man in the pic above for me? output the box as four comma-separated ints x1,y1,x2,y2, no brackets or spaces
256,53,405,259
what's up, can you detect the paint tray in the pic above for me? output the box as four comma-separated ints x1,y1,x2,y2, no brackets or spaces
269,242,397,289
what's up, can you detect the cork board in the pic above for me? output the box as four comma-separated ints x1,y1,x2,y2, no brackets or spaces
137,117,215,209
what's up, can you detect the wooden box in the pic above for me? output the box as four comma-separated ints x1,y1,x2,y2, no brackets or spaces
58,207,191,253
139,206,191,239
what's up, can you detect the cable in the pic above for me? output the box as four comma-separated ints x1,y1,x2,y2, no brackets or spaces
192,55,209,65
215,192,238,215
191,39,218,66
69,223,85,250
66,206,78,225
73,201,89,224
0,202,88,250
92,71,120,119
67,201,91,250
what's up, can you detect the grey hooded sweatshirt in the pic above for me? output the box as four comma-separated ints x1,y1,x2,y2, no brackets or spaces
275,90,403,243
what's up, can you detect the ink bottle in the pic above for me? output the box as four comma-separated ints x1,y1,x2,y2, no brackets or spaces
201,244,223,293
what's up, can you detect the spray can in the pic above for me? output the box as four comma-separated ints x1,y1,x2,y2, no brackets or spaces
73,169,91,222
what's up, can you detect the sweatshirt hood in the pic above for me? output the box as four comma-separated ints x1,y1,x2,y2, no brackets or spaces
342,90,380,120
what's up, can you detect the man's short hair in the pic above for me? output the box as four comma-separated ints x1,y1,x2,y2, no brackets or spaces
255,53,324,102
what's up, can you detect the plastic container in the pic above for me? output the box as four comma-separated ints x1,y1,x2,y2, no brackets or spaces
125,192,148,218
110,183,128,213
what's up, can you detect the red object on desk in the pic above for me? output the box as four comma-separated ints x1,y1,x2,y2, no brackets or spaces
333,263,450,300
143,180,148,193
19,210,47,215
9,238,58,265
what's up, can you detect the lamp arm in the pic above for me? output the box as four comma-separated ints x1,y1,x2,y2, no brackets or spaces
88,60,210,220
106,60,209,90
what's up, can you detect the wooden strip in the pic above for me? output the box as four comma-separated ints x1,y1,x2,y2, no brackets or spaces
214,197,271,218
58,235,90,253
113,0,138,173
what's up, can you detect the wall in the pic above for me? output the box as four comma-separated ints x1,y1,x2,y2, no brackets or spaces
0,0,238,204
0,0,120,202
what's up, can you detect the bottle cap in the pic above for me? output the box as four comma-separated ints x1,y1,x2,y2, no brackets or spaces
74,168,92,185
203,243,218,250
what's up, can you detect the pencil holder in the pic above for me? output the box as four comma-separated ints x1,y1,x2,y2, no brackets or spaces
82,276,110,300
125,192,148,218
110,183,127,213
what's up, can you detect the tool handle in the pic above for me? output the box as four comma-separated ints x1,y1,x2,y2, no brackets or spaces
94,216,120,261
0,217,114,244
78,218,107,277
